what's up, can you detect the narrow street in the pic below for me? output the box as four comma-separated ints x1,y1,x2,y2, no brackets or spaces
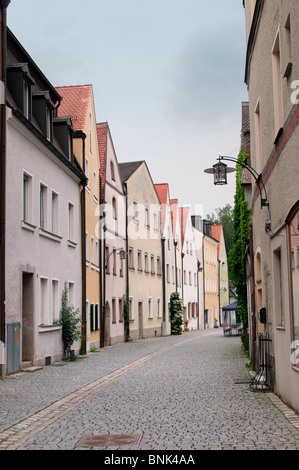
1,328,299,451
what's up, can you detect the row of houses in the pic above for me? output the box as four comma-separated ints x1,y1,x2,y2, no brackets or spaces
0,9,230,376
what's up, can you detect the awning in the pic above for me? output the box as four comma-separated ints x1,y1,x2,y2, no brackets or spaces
222,302,240,312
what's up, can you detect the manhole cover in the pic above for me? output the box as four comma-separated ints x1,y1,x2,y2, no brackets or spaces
74,434,143,448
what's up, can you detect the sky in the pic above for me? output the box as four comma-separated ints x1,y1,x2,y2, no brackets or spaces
7,0,249,218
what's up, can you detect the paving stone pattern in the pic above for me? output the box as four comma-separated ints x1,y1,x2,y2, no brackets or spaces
1,329,299,450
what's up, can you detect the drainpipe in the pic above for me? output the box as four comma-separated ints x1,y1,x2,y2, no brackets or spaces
174,240,178,292
74,131,87,355
249,222,256,370
161,237,166,335
0,1,10,366
123,182,130,342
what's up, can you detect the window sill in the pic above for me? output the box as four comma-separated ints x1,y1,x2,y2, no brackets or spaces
39,228,62,243
21,220,36,232
67,240,77,248
39,324,62,333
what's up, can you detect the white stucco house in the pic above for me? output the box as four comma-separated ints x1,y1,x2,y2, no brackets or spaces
3,28,86,374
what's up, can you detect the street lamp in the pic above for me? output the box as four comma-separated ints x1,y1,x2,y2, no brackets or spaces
204,155,271,233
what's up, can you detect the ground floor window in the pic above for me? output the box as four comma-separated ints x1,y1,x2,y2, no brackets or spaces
288,205,299,347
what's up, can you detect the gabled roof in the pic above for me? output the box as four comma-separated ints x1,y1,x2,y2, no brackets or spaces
97,122,107,199
118,161,144,182
55,84,92,131
170,199,179,240
155,183,169,233
211,224,222,258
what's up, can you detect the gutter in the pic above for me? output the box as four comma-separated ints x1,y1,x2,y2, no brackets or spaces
0,0,10,360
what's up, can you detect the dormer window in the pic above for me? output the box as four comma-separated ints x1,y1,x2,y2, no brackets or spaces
7,64,35,120
32,91,54,142
53,117,74,163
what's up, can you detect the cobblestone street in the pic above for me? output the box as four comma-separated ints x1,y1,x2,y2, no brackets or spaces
1,328,299,452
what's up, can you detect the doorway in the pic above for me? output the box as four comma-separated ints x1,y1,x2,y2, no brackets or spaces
22,272,34,365
138,302,143,339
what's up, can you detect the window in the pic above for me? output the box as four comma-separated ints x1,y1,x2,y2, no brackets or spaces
89,112,93,154
157,257,161,275
85,158,89,184
148,297,153,319
272,30,284,136
68,202,74,241
129,247,134,268
52,279,59,323
144,253,149,272
93,171,97,199
91,237,94,264
40,277,49,325
68,282,75,307
288,206,299,346
137,250,142,271
95,240,99,267
85,232,89,262
273,247,284,328
105,245,110,273
129,297,134,320
40,183,48,230
112,298,116,323
51,192,58,234
255,100,262,174
166,264,170,283
110,161,115,181
151,255,155,273
46,106,52,141
133,201,138,221
119,298,123,322
154,213,158,231
23,172,33,223
113,248,116,275
145,207,149,227
23,81,30,119
157,298,161,318
90,303,95,331
112,197,117,220
95,304,99,330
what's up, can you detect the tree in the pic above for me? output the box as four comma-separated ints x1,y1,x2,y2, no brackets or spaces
60,283,81,359
169,292,184,335
228,150,251,352
206,204,234,254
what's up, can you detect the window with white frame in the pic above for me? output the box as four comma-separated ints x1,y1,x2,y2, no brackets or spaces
157,298,161,318
129,296,134,320
51,279,59,323
95,240,99,267
151,255,155,273
148,297,153,318
68,281,75,307
85,157,89,185
91,236,94,265
68,202,74,242
145,206,149,227
93,170,97,199
272,30,284,136
51,191,58,234
137,250,142,271
40,183,48,230
85,232,89,262
40,277,49,325
23,172,33,224
144,252,149,272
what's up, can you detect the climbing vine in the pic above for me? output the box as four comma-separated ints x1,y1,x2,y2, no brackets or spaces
228,149,251,352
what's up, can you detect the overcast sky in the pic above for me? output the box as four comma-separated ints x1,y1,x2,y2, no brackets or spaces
7,0,248,218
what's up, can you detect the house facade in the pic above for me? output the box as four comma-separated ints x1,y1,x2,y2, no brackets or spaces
244,0,299,412
155,183,176,336
180,207,201,331
56,84,101,352
3,29,85,374
211,225,230,324
119,161,163,340
202,221,219,328
97,122,126,346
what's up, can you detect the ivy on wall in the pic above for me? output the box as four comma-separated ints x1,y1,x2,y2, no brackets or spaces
228,149,251,352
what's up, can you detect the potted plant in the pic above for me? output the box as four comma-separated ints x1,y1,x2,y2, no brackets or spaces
184,319,189,332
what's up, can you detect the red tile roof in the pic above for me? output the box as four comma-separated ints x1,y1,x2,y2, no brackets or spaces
155,184,169,232
97,122,107,200
55,84,92,131
211,225,222,258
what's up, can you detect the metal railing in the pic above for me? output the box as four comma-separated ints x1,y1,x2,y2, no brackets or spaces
250,332,272,391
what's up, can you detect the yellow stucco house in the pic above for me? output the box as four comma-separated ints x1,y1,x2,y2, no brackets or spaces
203,221,219,328
56,84,101,352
